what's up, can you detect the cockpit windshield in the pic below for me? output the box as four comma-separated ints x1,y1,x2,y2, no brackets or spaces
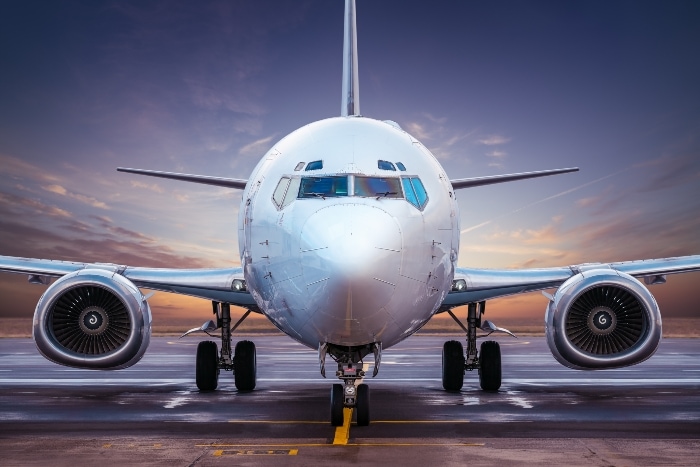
279,174,427,210
298,176,349,198
354,176,402,198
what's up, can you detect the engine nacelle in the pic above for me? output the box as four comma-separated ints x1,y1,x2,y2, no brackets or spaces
33,269,152,369
545,268,661,370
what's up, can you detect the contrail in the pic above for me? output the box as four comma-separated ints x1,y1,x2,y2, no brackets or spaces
460,169,628,235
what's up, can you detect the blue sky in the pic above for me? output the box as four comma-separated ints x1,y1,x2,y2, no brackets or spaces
1,0,699,321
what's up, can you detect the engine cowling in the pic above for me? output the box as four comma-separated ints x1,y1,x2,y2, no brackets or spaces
33,269,152,369
545,268,661,370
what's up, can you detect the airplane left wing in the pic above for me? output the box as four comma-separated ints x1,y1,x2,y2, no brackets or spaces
0,255,256,308
441,255,700,308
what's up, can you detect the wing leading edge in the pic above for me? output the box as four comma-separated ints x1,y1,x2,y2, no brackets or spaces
442,255,700,308
0,255,256,308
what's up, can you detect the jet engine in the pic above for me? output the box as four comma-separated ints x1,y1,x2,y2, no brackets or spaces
545,268,661,370
33,269,152,369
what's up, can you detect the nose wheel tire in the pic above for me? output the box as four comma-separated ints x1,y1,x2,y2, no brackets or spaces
196,340,219,391
234,340,257,391
356,383,370,426
330,383,344,426
442,340,465,391
479,340,501,391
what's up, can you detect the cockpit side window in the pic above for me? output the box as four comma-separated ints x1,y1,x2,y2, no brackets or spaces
305,160,323,171
294,162,305,171
378,160,396,171
282,178,301,208
402,178,418,207
354,176,402,198
298,176,348,198
272,177,291,208
401,176,428,210
395,162,406,171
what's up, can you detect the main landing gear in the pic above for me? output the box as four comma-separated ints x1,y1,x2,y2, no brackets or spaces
442,301,515,392
183,302,257,392
320,342,380,426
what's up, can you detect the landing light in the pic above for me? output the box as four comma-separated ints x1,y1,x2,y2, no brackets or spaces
232,279,247,292
451,279,466,293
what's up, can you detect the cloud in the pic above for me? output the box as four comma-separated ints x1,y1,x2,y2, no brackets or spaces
0,195,209,269
41,184,110,209
401,115,474,160
486,150,507,160
130,180,164,193
238,135,276,157
0,191,71,218
0,154,60,183
478,135,511,146
633,153,700,193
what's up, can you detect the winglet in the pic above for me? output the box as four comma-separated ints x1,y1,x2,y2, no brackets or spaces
341,0,360,116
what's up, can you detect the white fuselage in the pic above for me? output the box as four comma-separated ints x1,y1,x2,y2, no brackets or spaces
238,117,459,350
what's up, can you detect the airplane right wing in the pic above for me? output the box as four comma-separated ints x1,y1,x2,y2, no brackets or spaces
441,255,700,308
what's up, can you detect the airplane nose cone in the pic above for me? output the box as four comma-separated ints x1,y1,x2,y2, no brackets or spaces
300,204,402,320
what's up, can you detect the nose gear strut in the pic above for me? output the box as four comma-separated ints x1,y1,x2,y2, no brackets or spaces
321,342,380,426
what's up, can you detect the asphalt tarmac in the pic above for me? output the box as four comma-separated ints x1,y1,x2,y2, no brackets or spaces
1,335,699,466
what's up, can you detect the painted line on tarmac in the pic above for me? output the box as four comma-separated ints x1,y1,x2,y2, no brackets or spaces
198,442,484,448
333,408,353,445
213,449,298,456
227,420,327,424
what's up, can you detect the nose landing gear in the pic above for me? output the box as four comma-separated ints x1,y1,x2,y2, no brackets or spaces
321,342,379,426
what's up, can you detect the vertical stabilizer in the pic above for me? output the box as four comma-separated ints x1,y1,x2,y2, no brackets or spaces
341,0,360,116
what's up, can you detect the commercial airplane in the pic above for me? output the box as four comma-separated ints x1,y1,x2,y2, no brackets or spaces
1,0,699,427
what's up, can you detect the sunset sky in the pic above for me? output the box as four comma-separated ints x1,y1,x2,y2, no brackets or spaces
1,0,699,326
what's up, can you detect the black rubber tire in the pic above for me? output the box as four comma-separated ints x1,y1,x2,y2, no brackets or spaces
330,384,344,426
479,340,502,391
196,340,219,391
356,383,370,426
234,340,257,391
442,340,465,391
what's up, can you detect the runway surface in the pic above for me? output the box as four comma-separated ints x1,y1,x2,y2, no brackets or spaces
1,335,699,466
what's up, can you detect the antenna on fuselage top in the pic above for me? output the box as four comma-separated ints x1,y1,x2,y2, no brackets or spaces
341,0,360,116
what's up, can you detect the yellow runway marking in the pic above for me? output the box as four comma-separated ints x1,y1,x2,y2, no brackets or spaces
332,408,353,445
199,443,483,448
213,449,298,456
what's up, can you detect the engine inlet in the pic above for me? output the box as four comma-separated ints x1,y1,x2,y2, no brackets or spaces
50,285,131,355
565,285,646,355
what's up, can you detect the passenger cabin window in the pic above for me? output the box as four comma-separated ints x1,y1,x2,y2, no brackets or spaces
299,176,348,198
354,176,402,198
377,160,396,171
395,162,406,171
401,177,429,210
305,160,323,171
